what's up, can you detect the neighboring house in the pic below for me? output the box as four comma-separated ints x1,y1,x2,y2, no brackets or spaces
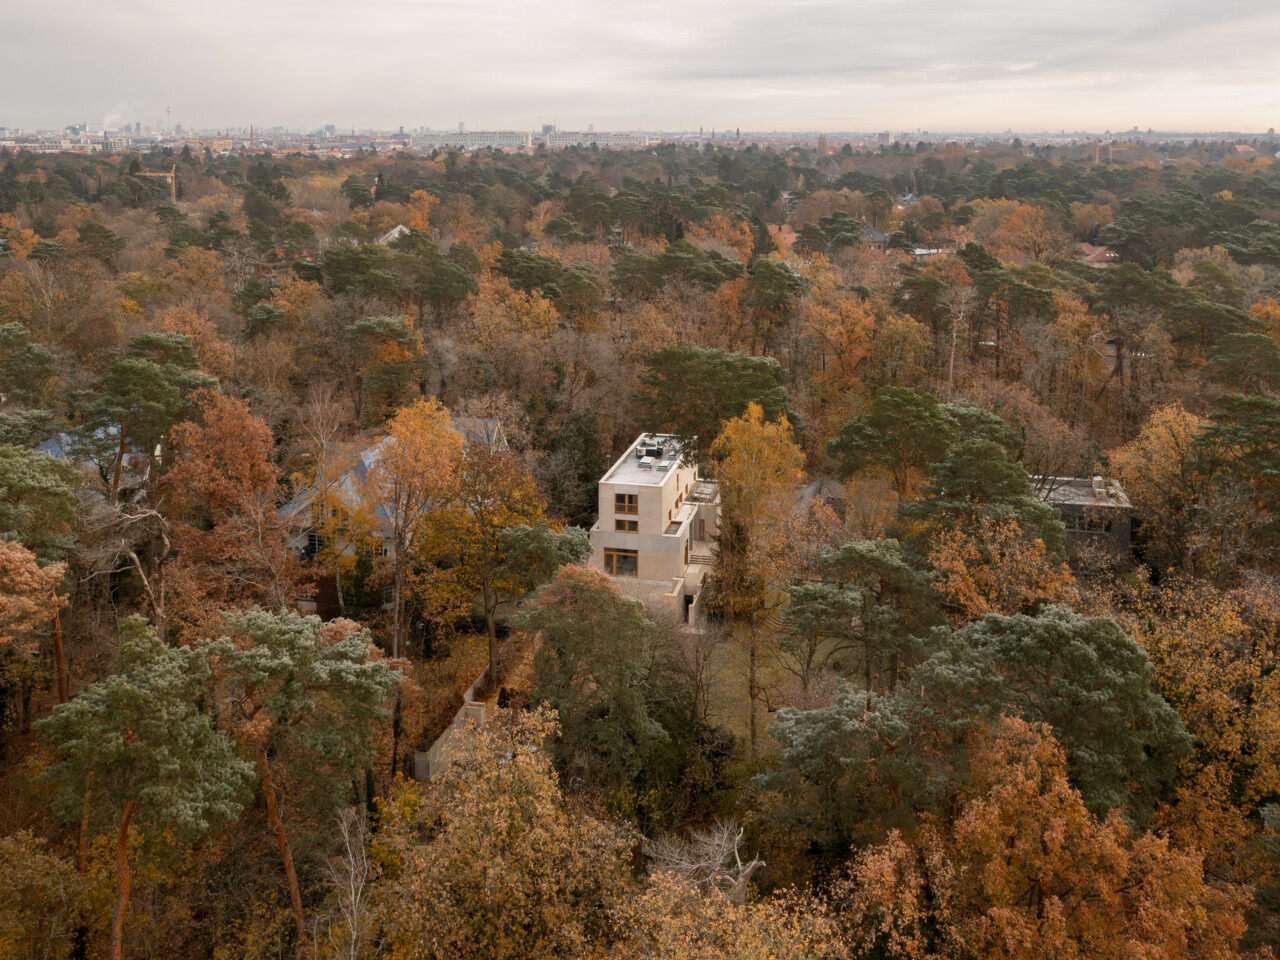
1077,243,1120,265
1036,476,1132,562
767,224,797,255
860,223,889,251
280,417,508,614
375,224,411,246
36,425,153,494
795,477,847,521
588,434,720,625
912,247,949,262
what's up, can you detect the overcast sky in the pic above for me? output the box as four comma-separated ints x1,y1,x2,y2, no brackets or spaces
5,0,1280,133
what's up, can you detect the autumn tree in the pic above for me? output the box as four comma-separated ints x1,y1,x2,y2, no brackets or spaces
37,618,254,960
434,447,547,684
989,202,1074,264
0,539,69,711
711,402,806,753
360,399,463,658
0,831,88,960
834,717,1247,960
928,515,1078,623
164,390,297,634
204,609,400,945
614,872,840,960
1112,402,1212,575
374,708,633,960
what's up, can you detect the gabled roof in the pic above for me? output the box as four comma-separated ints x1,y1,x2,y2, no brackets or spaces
860,223,889,244
280,417,507,533
375,224,411,246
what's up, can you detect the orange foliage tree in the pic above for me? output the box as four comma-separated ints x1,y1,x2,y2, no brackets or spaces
927,516,1078,623
164,391,299,637
836,717,1249,960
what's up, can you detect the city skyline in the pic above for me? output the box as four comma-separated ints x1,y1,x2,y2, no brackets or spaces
6,0,1279,133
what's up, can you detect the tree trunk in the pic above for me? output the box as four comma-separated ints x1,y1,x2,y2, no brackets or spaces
334,562,347,618
392,558,404,660
52,607,68,703
747,629,758,757
110,800,137,960
258,751,306,946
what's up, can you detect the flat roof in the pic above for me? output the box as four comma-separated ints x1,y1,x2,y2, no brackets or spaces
603,433,683,486
1036,477,1132,509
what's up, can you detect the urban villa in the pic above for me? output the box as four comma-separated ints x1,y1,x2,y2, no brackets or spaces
589,434,720,624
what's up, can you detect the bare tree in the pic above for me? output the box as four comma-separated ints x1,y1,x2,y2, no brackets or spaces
645,820,765,905
323,807,376,960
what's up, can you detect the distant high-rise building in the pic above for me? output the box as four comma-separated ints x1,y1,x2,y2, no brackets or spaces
546,130,650,148
410,130,532,150
134,121,141,134
877,130,891,146
541,123,555,136
324,124,336,137
458,122,465,133
398,125,404,135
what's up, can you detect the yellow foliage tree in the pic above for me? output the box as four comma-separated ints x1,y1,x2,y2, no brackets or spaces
375,708,633,960
712,403,806,753
1111,403,1211,574
614,872,842,960
362,400,464,658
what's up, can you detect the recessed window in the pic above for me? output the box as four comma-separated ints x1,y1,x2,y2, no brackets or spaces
604,548,639,577
615,518,638,533
615,493,638,515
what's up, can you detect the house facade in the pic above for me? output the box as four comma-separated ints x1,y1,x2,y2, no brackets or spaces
588,434,720,624
1036,476,1133,563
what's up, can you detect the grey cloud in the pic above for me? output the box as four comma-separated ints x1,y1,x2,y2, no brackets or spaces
3,0,1279,130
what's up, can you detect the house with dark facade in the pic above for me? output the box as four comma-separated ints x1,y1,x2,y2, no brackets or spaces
1036,476,1132,563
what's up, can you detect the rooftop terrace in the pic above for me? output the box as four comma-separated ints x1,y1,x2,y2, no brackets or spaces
603,434,686,486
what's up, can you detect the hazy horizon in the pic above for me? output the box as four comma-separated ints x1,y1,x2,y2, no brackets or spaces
6,0,1280,133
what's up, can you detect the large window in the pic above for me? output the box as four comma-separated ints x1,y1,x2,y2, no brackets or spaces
615,518,638,533
615,493,638,515
604,548,639,577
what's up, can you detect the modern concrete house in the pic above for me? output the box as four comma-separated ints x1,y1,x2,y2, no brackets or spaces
588,434,720,624
1036,476,1133,562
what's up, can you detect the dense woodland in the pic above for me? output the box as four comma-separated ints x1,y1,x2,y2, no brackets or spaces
3,136,1280,958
